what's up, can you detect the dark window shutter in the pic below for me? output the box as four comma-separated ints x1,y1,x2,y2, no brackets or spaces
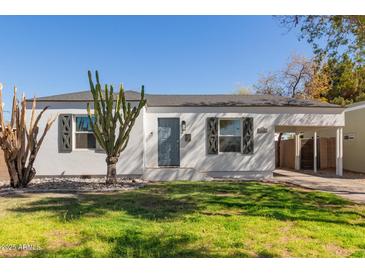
58,114,72,153
242,117,254,154
207,117,218,154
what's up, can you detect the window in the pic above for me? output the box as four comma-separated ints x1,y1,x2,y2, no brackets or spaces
218,119,241,152
75,116,96,149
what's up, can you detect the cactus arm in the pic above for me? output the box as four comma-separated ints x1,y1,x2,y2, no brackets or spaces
87,102,107,152
88,70,107,134
113,84,123,124
121,88,127,122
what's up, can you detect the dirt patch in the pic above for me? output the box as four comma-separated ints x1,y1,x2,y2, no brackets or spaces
0,249,32,258
277,222,295,257
46,230,81,250
0,243,42,258
325,243,352,257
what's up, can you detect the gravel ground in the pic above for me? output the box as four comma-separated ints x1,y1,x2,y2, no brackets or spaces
0,177,148,195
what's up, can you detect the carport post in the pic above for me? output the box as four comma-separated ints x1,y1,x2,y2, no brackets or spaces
295,133,301,170
336,127,343,176
314,131,317,173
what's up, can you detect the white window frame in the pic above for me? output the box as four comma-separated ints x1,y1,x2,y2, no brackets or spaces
73,114,97,151
218,118,242,154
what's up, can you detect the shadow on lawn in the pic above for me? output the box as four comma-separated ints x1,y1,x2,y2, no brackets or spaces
182,182,365,226
142,182,365,227
9,181,364,226
31,229,216,258
10,190,198,221
102,229,215,258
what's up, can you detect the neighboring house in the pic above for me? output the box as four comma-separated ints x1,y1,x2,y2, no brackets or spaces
342,101,365,173
25,91,345,180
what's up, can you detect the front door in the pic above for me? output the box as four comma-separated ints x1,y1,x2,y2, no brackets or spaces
158,118,180,166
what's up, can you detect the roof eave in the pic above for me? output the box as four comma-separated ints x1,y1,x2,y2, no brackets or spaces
146,104,342,108
25,99,342,108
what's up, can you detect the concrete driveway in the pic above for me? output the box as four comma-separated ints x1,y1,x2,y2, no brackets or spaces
273,169,365,204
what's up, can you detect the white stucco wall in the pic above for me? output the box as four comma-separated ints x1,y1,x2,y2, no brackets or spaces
343,107,365,173
143,106,344,180
28,101,344,180
26,101,143,176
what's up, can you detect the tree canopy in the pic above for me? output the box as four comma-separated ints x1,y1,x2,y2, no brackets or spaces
257,16,365,106
278,16,365,62
314,55,365,105
254,54,314,99
253,53,365,106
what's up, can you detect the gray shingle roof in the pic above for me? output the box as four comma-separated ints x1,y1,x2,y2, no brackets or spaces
31,90,142,102
31,90,341,108
145,94,340,108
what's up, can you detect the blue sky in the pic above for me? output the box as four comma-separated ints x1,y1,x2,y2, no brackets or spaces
0,16,313,111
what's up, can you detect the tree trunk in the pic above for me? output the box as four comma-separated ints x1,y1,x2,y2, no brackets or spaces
20,167,36,187
7,160,19,188
6,158,36,188
276,132,283,168
106,156,118,184
22,152,37,187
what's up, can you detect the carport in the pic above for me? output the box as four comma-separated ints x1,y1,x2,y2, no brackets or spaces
275,126,344,176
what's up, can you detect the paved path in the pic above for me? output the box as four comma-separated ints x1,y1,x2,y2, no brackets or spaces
273,169,365,204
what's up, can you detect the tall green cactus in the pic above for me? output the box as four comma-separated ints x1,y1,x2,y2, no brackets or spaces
87,71,146,184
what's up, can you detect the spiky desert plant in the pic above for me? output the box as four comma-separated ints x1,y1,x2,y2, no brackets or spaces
0,83,56,188
87,71,146,184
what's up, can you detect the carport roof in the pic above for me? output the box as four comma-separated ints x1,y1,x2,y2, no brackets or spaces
30,90,341,108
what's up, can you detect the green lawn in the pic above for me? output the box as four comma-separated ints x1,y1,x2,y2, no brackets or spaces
1,181,365,258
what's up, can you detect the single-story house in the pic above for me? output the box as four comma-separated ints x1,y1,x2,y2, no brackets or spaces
26,91,345,180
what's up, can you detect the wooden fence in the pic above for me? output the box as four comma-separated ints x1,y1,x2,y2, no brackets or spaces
276,137,336,170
